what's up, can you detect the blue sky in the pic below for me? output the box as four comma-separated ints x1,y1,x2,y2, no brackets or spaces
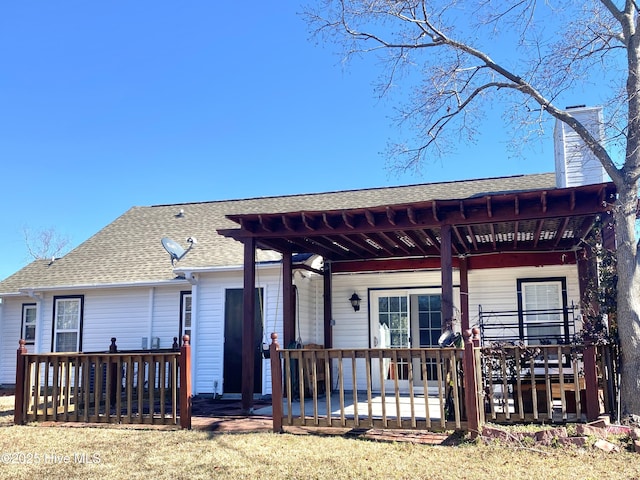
0,2,608,281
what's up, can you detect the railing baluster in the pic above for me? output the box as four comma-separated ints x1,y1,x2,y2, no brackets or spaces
558,346,566,420
126,356,133,423
26,358,35,421
324,350,332,427
436,350,445,429
514,346,523,420
159,357,165,417
338,352,345,427
378,350,387,428
283,351,293,426
450,350,461,430
43,358,50,421
420,350,431,429
137,356,145,423
407,350,416,428
365,349,373,427
529,356,538,421
297,350,306,426
350,350,358,427
392,349,401,428
573,350,582,419
82,356,90,422
149,356,156,420
310,350,319,425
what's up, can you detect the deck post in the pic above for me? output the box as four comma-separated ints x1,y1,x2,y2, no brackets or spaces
269,332,284,433
583,341,599,421
14,339,27,425
463,328,481,438
242,238,256,413
282,253,294,347
109,337,118,404
180,335,192,429
440,224,454,330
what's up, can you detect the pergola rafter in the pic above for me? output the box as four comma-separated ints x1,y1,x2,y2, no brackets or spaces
218,182,617,412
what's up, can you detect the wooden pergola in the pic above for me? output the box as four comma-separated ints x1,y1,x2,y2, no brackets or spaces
218,182,617,411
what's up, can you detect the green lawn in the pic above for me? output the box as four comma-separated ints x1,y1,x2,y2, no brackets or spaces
1,395,639,479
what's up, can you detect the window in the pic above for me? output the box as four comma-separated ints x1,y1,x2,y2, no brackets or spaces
517,278,569,344
21,304,37,346
180,292,192,344
52,296,83,352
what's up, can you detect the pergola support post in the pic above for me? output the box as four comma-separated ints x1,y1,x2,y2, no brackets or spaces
282,252,294,347
242,238,256,413
459,256,470,332
440,224,454,330
323,262,333,348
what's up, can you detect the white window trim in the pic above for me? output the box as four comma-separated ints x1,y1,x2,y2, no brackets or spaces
21,303,37,346
180,291,192,345
52,296,84,352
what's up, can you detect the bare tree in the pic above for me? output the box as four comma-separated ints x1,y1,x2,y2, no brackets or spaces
23,226,71,261
306,0,640,416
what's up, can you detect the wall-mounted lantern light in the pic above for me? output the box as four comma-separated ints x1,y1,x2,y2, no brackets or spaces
349,292,361,312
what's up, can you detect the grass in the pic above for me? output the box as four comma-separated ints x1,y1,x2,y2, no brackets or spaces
1,395,639,480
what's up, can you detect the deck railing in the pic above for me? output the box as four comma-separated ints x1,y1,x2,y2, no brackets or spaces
269,331,608,434
14,336,192,428
478,342,603,423
268,332,478,434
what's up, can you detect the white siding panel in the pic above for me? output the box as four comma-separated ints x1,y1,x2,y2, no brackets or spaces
467,264,581,328
331,270,457,351
194,274,225,395
81,288,152,352
192,268,284,396
0,297,24,384
151,286,186,350
330,270,458,390
328,266,579,390
294,274,323,345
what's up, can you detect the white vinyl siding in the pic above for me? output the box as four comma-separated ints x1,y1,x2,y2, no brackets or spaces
194,268,283,396
0,297,25,384
469,264,580,327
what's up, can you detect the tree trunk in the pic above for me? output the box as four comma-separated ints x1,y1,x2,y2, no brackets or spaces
614,181,640,417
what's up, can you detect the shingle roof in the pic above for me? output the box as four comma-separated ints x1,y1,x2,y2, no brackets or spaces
0,173,556,293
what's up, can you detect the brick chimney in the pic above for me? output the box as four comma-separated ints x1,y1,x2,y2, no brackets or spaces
554,105,608,187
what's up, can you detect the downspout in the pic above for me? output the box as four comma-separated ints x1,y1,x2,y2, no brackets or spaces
147,287,155,349
185,272,198,395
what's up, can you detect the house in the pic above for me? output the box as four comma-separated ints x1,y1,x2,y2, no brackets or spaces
0,106,614,411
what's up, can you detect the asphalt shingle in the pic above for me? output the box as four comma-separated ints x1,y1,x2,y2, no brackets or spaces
0,173,556,293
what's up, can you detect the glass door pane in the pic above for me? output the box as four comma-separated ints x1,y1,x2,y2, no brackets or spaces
378,295,409,380
412,294,442,382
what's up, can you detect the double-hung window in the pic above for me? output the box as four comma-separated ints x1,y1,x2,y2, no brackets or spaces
517,278,568,344
22,303,37,346
52,296,84,352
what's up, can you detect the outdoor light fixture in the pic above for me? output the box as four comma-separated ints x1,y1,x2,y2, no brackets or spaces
349,292,361,312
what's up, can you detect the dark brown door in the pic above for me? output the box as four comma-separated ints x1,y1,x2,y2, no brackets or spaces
223,288,263,394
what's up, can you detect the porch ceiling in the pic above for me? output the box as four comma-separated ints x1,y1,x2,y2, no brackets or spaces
218,183,616,263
